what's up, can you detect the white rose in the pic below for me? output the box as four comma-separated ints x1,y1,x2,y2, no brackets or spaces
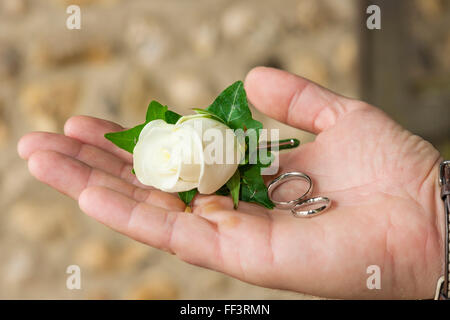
133,115,245,194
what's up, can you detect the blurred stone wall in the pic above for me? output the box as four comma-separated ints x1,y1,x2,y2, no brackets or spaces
5,0,445,299
360,0,450,156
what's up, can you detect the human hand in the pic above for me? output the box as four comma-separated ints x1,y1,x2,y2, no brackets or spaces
18,67,444,299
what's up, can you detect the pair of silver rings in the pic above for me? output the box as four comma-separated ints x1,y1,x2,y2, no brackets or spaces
267,172,331,217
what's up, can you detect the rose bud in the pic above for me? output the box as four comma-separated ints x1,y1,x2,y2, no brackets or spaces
133,114,245,194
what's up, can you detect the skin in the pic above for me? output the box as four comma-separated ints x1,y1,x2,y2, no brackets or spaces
17,67,444,299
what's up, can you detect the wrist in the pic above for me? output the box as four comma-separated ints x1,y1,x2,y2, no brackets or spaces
413,157,445,298
432,159,446,296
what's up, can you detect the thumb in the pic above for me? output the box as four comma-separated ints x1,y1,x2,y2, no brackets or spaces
244,67,367,134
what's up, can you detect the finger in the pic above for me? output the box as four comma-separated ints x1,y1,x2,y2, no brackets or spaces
191,193,283,284
64,115,133,163
18,132,143,188
192,195,234,212
27,150,185,211
80,186,284,285
244,66,366,134
193,194,273,218
79,186,221,269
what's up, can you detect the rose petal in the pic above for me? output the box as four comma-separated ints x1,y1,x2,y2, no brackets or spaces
134,124,181,190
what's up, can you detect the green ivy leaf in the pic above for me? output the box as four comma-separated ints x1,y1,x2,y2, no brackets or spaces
206,81,262,137
105,101,182,154
165,110,182,124
246,149,274,168
192,108,226,124
239,165,274,209
178,188,198,206
203,81,274,209
226,170,240,209
104,123,146,154
146,100,168,122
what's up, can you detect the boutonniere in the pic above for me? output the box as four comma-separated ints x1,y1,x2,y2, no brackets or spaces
105,81,299,209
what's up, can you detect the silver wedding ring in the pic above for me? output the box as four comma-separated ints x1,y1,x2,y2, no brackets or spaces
267,171,331,218
267,172,312,209
292,196,330,217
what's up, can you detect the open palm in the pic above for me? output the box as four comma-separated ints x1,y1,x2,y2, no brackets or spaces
18,67,443,299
